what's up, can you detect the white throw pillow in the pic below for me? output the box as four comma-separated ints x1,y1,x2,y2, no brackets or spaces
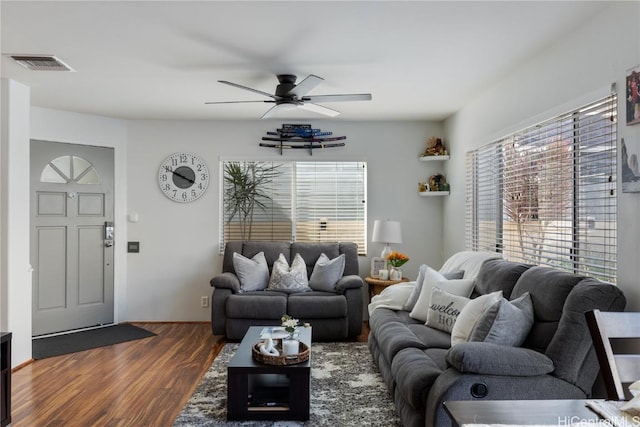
409,268,475,322
267,253,311,294
233,251,270,292
309,253,345,292
425,287,470,333
450,290,503,346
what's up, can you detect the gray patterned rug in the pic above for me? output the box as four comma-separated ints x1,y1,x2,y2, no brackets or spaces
172,342,401,426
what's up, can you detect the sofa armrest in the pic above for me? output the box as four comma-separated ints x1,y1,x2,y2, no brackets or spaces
447,342,554,376
335,274,364,293
210,272,241,294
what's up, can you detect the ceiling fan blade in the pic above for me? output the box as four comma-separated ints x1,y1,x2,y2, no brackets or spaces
302,94,372,103
218,80,278,99
288,74,324,97
261,104,288,119
205,100,273,104
298,103,340,117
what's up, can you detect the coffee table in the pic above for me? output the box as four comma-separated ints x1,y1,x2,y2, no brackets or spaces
227,325,312,421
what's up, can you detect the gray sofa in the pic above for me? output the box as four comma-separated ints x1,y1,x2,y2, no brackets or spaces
211,241,364,340
368,254,626,427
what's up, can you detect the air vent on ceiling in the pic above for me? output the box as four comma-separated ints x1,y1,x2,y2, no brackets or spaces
9,55,75,71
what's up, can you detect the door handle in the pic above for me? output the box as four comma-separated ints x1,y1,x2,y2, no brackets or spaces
105,241,114,248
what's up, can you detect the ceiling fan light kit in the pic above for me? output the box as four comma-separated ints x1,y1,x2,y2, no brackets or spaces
206,74,372,119
260,124,347,155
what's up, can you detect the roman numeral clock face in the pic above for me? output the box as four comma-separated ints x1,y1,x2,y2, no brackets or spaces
158,153,210,203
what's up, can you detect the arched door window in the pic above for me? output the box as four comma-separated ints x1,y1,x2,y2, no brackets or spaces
40,155,100,184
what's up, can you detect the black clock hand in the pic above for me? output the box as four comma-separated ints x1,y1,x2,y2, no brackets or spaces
172,170,195,184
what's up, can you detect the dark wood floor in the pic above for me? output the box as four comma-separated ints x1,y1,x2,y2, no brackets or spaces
10,322,370,427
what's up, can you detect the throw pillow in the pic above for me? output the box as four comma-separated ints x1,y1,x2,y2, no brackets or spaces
403,266,465,312
425,287,470,333
267,253,311,294
450,290,503,346
469,292,534,347
309,253,345,292
409,268,475,322
232,251,270,292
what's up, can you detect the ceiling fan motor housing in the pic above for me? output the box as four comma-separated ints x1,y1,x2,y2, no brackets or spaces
275,74,298,99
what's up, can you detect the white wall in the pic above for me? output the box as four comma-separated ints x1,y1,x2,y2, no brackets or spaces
126,119,443,321
443,1,640,309
1,79,32,367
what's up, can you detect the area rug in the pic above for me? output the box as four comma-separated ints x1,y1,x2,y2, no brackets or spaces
173,342,401,426
32,324,156,359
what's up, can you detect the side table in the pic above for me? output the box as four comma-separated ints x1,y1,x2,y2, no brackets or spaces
365,276,409,300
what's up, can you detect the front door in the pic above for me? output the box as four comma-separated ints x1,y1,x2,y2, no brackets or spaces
30,140,115,336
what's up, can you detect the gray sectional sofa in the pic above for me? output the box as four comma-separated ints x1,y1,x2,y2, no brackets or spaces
210,241,364,341
368,253,626,427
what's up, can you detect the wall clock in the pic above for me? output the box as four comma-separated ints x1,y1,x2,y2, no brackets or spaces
158,152,209,203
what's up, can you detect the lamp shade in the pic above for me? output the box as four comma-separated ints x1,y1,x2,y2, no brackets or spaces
372,220,402,244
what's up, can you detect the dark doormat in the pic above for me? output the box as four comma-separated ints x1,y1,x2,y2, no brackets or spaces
33,324,156,360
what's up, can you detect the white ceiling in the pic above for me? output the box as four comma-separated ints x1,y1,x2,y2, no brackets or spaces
1,1,609,122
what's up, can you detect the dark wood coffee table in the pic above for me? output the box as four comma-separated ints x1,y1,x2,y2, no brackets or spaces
227,326,312,421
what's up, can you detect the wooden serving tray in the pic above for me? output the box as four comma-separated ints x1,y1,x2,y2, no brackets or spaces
252,340,310,365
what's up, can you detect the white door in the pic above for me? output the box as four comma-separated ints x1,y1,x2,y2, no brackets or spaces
30,140,115,336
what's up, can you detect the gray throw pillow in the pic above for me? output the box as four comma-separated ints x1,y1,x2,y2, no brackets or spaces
425,287,470,333
309,253,345,292
267,253,311,294
232,251,270,292
469,292,534,347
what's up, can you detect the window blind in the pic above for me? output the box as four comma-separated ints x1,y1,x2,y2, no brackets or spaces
466,94,617,282
221,160,367,255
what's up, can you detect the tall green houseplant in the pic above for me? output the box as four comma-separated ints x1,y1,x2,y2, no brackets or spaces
224,161,282,241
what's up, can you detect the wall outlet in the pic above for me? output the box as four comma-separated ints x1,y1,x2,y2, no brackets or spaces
200,296,209,308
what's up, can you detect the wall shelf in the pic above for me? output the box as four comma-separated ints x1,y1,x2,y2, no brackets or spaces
419,191,449,197
419,155,449,162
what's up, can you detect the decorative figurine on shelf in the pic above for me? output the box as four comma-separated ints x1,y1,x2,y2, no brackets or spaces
421,137,448,157
429,174,449,191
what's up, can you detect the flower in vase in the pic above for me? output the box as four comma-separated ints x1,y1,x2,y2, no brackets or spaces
281,314,299,334
386,251,409,268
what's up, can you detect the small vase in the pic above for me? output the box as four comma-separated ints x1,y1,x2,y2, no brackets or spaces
282,336,300,355
389,267,402,281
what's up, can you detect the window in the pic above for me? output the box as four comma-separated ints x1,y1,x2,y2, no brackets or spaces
220,160,367,255
466,94,617,282
40,155,99,184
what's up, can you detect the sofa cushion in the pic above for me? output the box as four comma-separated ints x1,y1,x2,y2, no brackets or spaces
232,251,270,292
473,259,531,299
376,322,428,363
226,291,287,319
511,266,584,351
267,253,311,293
425,287,471,333
450,290,503,346
392,347,445,411
408,324,452,349
447,341,555,376
309,253,345,291
287,292,347,318
469,292,534,347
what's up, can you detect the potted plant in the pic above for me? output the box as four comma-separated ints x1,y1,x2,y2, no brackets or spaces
223,161,282,241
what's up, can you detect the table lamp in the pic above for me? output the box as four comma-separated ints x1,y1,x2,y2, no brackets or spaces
372,219,402,259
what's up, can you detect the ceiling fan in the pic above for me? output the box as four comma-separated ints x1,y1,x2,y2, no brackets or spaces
205,74,372,118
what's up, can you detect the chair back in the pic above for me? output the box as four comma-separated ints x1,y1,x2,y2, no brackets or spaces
585,309,640,400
